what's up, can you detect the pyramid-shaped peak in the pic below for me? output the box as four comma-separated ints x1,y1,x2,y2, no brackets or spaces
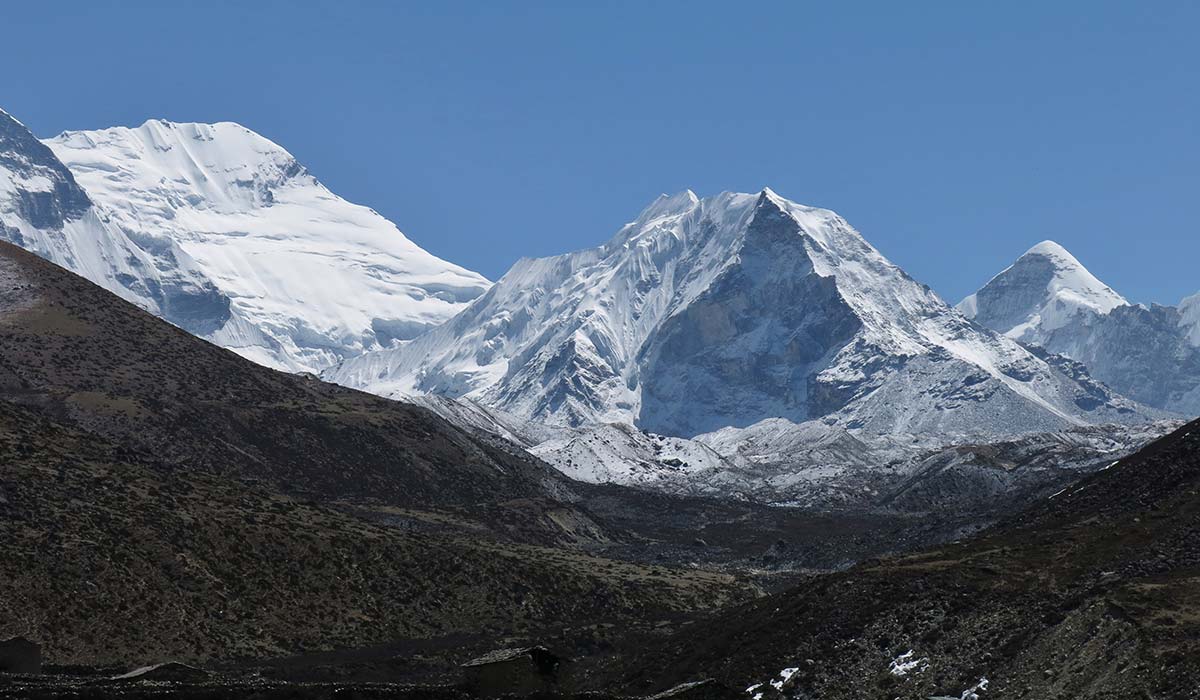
1015,241,1124,304
754,186,790,210
960,239,1128,336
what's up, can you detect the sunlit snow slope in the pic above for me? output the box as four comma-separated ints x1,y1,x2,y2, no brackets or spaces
327,189,1152,438
1,108,230,332
44,119,489,372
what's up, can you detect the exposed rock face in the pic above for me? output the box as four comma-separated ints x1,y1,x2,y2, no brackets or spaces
0,111,91,229
962,240,1200,415
328,189,1153,440
1034,303,1200,414
636,201,862,435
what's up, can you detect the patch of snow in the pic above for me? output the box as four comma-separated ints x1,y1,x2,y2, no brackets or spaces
889,650,929,676
530,422,733,486
745,666,801,698
770,667,800,691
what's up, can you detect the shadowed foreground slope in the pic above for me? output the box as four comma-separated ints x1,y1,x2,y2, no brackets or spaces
604,420,1200,699
0,242,748,666
0,241,558,508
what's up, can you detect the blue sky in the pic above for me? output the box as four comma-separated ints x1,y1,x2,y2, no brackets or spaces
5,1,1197,303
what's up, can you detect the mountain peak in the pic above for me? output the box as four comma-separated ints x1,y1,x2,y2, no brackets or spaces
960,240,1127,340
1018,240,1126,310
135,117,263,141
51,119,298,180
328,187,1149,439
634,189,700,224
754,186,792,215
1020,240,1102,276
38,114,490,373
1023,239,1073,258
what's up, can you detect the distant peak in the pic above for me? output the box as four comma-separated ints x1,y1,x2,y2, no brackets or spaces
136,118,193,134
753,186,791,212
757,186,789,207
1022,240,1077,263
1014,241,1124,301
54,118,301,166
753,188,836,221
634,189,700,224
137,118,249,131
1019,240,1126,306
134,119,262,143
660,189,699,207
964,240,1128,332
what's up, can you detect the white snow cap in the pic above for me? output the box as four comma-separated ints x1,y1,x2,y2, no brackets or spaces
1021,239,1128,314
635,189,700,224
44,119,491,373
1023,239,1074,258
959,239,1127,334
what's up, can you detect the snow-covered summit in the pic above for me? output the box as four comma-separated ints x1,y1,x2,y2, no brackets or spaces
963,242,1200,416
326,189,1150,439
958,240,1127,341
1,107,229,326
44,118,490,371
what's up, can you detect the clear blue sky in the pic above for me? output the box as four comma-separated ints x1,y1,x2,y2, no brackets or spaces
4,1,1197,303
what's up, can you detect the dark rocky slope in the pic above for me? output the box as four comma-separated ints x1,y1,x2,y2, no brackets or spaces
602,419,1200,699
0,242,561,508
0,242,750,666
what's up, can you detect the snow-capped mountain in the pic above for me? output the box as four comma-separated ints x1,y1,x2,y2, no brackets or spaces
1,108,228,328
37,117,489,372
961,241,1200,415
327,188,1151,439
957,240,1127,342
